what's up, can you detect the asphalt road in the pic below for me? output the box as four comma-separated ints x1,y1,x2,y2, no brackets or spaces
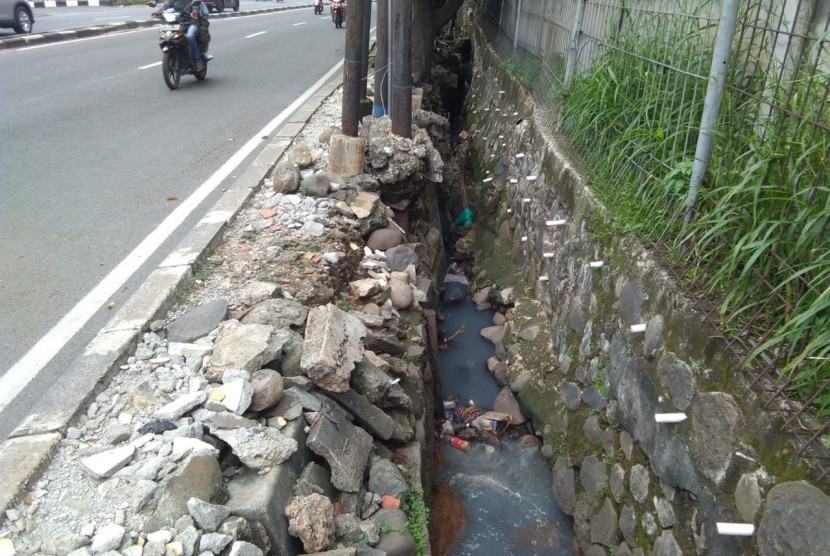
0,1,313,36
0,5,351,440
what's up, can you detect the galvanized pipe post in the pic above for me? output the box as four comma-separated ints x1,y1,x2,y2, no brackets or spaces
373,0,389,116
513,0,522,54
390,0,412,138
563,0,585,89
360,0,371,100
342,0,366,137
684,0,740,225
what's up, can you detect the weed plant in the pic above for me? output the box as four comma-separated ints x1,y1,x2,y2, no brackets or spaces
403,487,430,556
528,3,830,417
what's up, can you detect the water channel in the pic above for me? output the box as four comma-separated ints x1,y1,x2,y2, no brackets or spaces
435,291,576,556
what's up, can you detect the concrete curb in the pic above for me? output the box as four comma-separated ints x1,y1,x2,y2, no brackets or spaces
0,3,311,50
0,58,342,516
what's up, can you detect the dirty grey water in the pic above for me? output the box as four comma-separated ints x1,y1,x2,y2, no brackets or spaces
437,297,576,556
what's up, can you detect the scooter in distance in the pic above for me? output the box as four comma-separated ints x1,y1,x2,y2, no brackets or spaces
154,2,211,90
331,0,344,28
314,0,323,15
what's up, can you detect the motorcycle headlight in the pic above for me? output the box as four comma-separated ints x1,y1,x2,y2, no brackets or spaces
162,11,179,23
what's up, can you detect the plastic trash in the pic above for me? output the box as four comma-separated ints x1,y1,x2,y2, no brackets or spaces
447,436,470,451
452,208,474,229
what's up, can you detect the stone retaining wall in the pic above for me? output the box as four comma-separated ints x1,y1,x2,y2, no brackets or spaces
456,22,830,556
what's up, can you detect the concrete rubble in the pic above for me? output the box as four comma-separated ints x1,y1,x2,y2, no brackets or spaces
0,78,451,555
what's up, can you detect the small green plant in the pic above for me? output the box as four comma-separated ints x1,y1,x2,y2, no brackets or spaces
377,519,391,535
402,487,430,556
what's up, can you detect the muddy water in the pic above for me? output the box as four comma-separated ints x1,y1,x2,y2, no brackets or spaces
436,297,576,556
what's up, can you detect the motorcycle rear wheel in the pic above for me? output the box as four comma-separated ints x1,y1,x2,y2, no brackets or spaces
162,50,181,90
195,61,207,81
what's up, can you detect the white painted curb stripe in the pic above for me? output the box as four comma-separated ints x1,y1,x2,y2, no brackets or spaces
0,59,344,414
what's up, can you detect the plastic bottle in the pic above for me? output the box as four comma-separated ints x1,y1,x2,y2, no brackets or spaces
447,436,470,451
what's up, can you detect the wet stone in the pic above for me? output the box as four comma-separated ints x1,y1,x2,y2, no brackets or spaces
620,431,634,460
560,382,581,411
582,387,607,411
590,498,618,547
580,455,608,497
552,457,576,516
757,481,830,556
735,472,762,522
657,352,695,410
583,415,603,445
610,464,625,503
654,496,676,528
619,505,637,546
652,530,682,556
630,464,649,504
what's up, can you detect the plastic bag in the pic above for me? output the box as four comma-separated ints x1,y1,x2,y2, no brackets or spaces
453,208,474,229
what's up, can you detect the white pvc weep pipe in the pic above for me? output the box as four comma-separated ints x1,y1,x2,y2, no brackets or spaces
684,0,741,225
563,0,586,89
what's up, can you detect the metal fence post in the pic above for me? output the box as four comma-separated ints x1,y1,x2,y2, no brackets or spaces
513,0,522,54
563,0,586,89
684,0,741,225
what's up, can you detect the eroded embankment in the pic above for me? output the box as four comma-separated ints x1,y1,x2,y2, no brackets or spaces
440,18,830,556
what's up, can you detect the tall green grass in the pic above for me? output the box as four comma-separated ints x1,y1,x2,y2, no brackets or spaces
547,6,830,418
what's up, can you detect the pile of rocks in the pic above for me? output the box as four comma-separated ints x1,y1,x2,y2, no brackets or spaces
0,87,451,556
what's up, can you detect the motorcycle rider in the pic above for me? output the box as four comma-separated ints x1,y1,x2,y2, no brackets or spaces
331,0,345,22
153,0,209,72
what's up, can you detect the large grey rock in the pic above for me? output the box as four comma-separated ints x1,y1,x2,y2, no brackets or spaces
652,530,682,556
351,356,392,403
389,278,413,310
590,498,618,547
371,508,417,556
580,455,608,497
306,410,373,492
329,389,394,440
80,445,135,479
757,481,830,556
167,299,228,343
643,315,664,359
229,541,264,556
241,298,308,330
619,282,643,326
250,369,285,412
90,524,126,554
691,392,743,484
302,171,331,197
237,281,279,306
154,392,208,420
144,455,223,532
366,227,403,251
630,464,649,504
301,304,367,393
273,165,301,194
492,386,525,425
609,464,625,503
285,493,336,553
559,382,582,411
368,457,408,499
294,462,337,500
225,420,307,556
209,426,297,469
657,352,695,410
619,505,636,546
735,472,763,523
206,322,289,382
187,497,231,532
385,245,419,272
552,456,576,515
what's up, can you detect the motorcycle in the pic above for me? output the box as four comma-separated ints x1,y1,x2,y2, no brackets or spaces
313,0,323,15
154,1,211,90
331,0,344,28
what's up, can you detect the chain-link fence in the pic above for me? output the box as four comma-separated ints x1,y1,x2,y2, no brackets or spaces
473,0,830,483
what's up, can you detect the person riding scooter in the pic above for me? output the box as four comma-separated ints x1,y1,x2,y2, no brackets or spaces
314,0,323,15
330,0,345,26
153,0,209,72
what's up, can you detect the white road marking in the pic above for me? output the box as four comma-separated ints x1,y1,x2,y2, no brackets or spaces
0,58,345,414
293,21,307,26
139,61,162,69
246,31,267,38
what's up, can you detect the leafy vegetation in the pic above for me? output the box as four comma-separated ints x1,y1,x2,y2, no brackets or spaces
512,3,830,418
403,487,430,556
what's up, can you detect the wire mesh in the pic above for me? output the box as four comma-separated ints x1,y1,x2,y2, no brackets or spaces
472,0,830,484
